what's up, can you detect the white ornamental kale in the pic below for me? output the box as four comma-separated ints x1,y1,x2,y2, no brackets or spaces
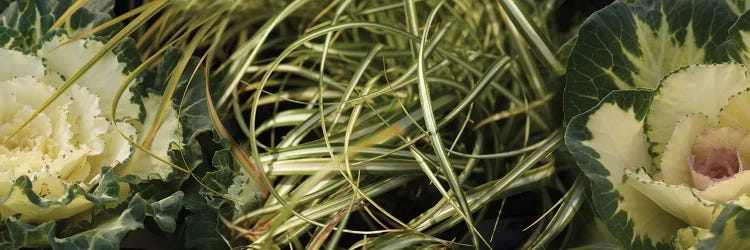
0,34,181,223
0,1,188,248
563,0,750,249
567,63,750,248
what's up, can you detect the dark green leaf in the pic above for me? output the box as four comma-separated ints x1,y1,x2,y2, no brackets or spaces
563,0,739,122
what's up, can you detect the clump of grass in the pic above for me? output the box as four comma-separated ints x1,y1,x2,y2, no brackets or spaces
131,0,582,248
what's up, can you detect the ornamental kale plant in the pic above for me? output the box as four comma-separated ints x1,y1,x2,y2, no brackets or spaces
0,1,200,248
564,0,750,249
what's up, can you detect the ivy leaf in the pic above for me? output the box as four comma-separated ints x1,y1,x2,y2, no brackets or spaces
147,191,183,233
182,188,228,250
180,139,233,250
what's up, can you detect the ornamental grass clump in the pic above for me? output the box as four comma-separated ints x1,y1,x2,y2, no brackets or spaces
0,0,615,248
153,0,582,248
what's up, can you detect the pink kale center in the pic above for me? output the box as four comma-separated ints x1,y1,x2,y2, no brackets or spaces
688,148,743,190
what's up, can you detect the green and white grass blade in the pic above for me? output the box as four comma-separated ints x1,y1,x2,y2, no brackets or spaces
314,0,354,192
421,164,555,236
525,176,586,250
414,2,484,248
217,0,313,107
49,0,90,31
244,65,347,93
566,89,684,250
497,0,564,76
409,142,462,229
429,47,549,130
563,0,740,121
327,44,383,135
411,131,560,230
231,178,348,224
324,180,360,250
351,232,449,249
267,176,415,242
441,56,511,125
337,45,382,181
256,109,316,135
498,2,550,106
69,4,149,43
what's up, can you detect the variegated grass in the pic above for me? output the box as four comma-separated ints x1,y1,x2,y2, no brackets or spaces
125,0,582,249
